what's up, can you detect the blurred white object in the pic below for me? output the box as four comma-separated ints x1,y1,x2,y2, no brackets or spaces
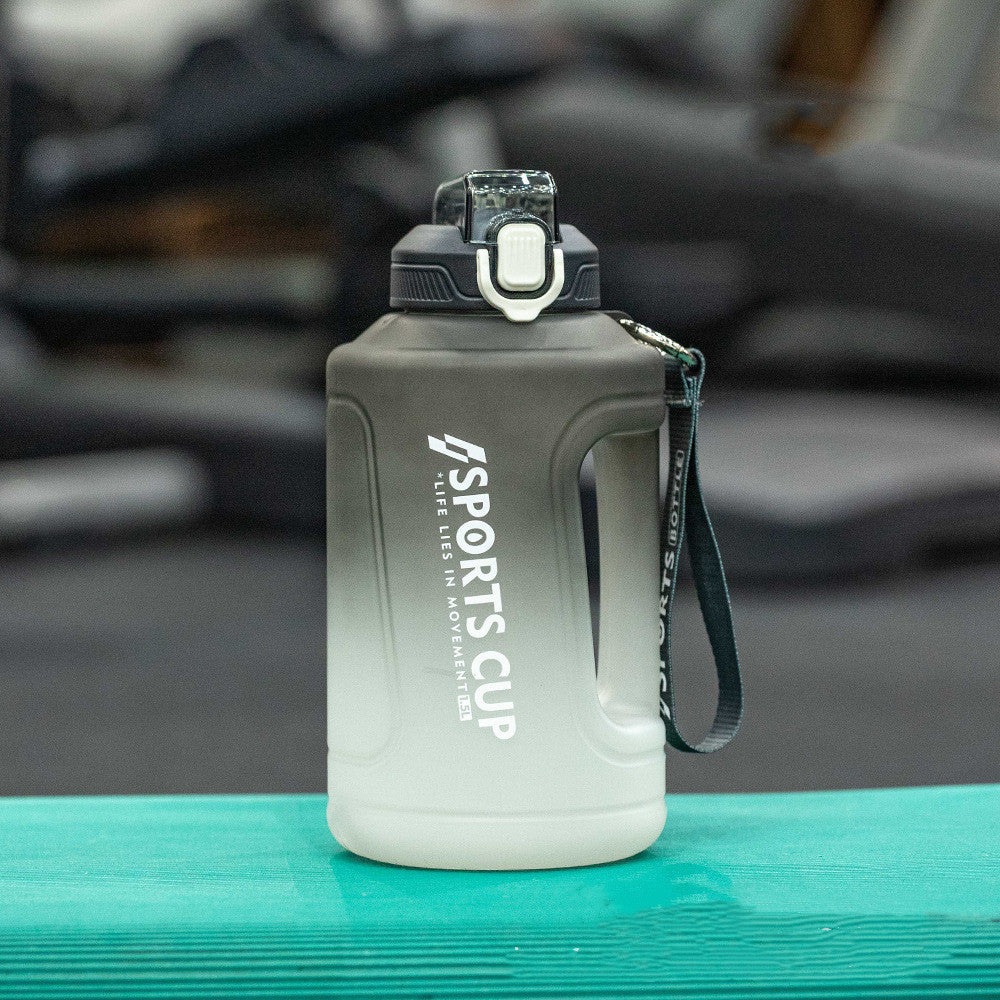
843,0,1000,146
6,0,463,92
8,0,258,83
403,0,533,33
0,449,210,544
538,0,796,83
412,98,505,184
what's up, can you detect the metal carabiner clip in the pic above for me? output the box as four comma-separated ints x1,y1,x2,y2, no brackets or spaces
617,317,699,369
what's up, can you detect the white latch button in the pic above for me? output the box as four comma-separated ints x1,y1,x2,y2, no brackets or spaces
495,222,546,292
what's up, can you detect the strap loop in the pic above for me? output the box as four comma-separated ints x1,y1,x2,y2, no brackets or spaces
618,319,743,754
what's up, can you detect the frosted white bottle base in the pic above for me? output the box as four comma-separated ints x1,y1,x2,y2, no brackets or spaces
328,797,666,870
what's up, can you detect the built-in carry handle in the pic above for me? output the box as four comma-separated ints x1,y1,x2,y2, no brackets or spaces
592,430,662,729
618,318,743,754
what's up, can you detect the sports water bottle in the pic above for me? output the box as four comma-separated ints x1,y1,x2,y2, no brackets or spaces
327,170,741,869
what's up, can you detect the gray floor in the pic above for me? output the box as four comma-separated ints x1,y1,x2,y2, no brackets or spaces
1,529,998,796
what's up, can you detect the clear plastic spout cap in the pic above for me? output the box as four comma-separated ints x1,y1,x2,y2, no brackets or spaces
433,170,559,245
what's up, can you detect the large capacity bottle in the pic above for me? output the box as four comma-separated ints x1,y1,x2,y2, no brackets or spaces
327,170,669,869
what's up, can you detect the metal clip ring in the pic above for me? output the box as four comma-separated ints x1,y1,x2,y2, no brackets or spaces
617,317,698,368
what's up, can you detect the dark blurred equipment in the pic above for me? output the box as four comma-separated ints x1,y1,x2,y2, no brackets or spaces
496,2,1000,391
0,448,208,546
0,2,555,537
581,391,1000,583
668,392,1000,581
10,257,337,341
499,75,1000,378
17,4,551,213
7,3,553,346
7,0,1000,559
1,368,324,531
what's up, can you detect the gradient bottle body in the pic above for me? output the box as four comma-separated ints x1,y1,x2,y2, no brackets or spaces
327,172,667,869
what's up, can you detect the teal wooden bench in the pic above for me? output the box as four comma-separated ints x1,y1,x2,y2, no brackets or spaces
1,785,998,998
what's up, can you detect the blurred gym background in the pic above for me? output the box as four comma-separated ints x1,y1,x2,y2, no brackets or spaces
2,0,999,796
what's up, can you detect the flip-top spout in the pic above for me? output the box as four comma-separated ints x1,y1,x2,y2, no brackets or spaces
432,170,559,244
390,168,599,321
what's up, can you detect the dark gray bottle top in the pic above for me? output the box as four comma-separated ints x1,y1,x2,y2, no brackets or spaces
389,170,600,315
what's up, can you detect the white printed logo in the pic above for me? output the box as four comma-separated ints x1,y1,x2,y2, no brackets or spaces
427,433,487,465
428,432,516,740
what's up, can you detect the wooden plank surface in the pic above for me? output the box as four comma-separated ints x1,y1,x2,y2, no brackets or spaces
0,785,998,998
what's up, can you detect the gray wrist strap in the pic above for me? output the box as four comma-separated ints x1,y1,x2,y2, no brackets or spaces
618,320,743,754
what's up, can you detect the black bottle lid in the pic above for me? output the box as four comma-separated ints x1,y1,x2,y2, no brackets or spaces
390,170,599,321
